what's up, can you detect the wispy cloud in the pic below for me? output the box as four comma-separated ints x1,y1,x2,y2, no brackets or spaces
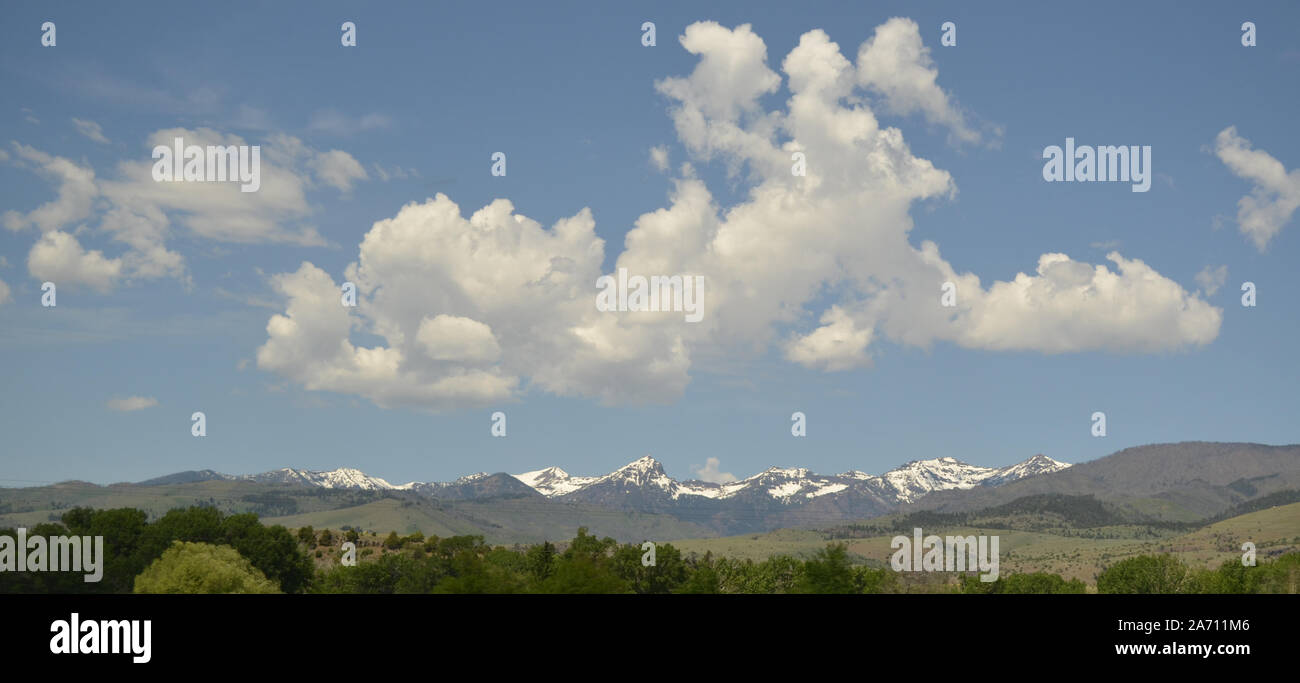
307,109,392,136
1195,265,1228,296
649,145,669,172
371,163,420,182
106,396,158,412
71,118,110,144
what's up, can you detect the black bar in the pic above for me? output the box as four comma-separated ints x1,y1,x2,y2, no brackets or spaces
1,594,1290,670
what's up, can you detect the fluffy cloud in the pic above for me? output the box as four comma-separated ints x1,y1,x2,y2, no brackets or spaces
954,253,1220,353
256,194,700,409
691,457,737,483
310,149,368,192
28,231,123,292
855,18,984,145
3,129,370,291
1215,126,1300,251
106,396,158,412
786,306,874,371
0,278,10,305
258,21,1220,410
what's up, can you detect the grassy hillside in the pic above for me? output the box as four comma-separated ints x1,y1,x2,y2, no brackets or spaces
670,501,1300,585
911,442,1300,520
268,496,715,544
267,499,485,538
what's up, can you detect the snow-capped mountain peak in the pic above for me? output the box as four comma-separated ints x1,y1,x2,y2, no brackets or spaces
587,456,679,495
511,466,595,497
875,455,1074,503
251,466,400,491
611,455,664,474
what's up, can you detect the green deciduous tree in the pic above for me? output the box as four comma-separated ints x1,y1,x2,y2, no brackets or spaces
134,541,280,594
613,542,688,594
525,541,556,583
959,571,1085,594
1097,554,1189,594
795,544,858,594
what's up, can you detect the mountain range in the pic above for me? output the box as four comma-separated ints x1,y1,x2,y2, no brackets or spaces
134,454,1070,534
9,442,1297,541
142,453,1070,503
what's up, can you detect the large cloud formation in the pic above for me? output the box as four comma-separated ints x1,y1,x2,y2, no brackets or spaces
257,19,1221,410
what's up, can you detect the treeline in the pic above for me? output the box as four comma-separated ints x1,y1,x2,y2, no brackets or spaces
310,529,902,594
0,506,311,593
3,506,1298,594
1090,552,1300,594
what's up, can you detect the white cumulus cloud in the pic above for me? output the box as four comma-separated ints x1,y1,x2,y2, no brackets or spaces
28,231,123,292
855,17,984,145
310,149,368,192
786,306,874,371
691,457,737,483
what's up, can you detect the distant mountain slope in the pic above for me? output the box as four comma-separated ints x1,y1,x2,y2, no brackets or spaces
907,442,1300,521
406,472,542,501
135,469,234,486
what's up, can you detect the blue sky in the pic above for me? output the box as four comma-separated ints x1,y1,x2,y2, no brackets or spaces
1,1,1298,487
